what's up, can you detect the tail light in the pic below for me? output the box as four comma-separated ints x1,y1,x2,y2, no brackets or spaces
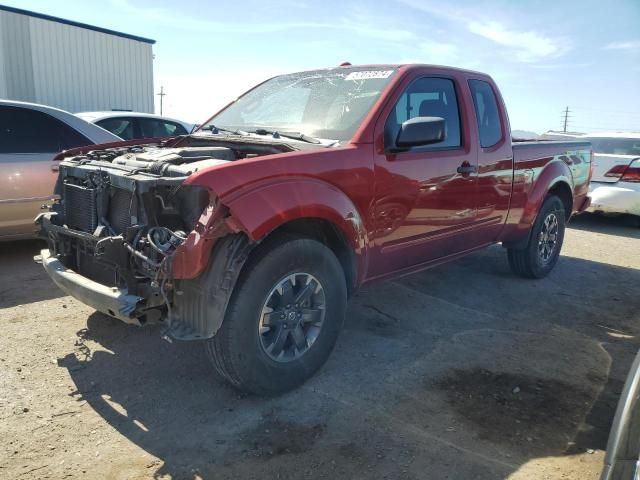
604,159,640,182
604,164,629,179
620,159,640,183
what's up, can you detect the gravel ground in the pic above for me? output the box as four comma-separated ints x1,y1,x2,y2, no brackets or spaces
1,213,639,480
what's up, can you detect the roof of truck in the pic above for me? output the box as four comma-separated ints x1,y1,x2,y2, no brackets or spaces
326,63,488,77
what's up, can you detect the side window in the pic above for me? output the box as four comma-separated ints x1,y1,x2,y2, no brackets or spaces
469,80,503,148
139,119,187,138
385,77,461,150
96,117,135,140
0,106,91,154
163,121,188,136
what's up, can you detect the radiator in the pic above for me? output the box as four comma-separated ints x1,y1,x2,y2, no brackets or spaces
107,188,134,234
63,183,98,233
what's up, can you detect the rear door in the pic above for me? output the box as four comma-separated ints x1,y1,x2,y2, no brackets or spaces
467,79,514,244
368,72,479,278
0,106,92,238
587,137,640,182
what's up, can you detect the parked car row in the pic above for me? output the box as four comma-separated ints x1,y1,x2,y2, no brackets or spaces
2,84,638,243
0,100,194,240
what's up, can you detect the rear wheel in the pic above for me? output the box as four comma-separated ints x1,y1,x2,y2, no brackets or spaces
206,235,347,395
507,195,566,278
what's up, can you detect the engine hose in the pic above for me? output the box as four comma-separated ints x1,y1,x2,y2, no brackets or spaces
149,161,169,176
123,241,162,268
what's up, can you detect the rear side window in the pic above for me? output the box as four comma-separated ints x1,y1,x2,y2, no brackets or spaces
385,77,461,150
586,137,640,156
139,119,188,138
0,106,91,154
96,117,135,140
469,80,503,148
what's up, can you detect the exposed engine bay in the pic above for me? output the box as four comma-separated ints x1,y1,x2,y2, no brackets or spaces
38,138,296,328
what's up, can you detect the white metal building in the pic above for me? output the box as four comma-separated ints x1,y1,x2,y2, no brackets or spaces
0,5,155,113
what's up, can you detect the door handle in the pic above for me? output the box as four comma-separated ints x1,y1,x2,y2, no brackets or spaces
457,164,476,174
51,164,59,172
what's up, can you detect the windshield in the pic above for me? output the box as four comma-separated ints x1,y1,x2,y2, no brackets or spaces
586,137,640,156
202,67,398,142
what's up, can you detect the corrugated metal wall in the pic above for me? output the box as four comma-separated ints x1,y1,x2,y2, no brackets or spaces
0,9,154,113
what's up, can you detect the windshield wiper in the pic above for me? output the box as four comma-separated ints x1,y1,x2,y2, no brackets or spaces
250,128,321,144
203,125,248,136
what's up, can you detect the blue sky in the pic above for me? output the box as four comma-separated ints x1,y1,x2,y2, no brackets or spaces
7,0,640,133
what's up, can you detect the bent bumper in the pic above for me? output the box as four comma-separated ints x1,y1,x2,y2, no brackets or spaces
587,181,640,216
39,249,143,324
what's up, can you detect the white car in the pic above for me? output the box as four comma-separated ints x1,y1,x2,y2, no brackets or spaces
585,132,640,219
76,111,194,140
0,100,121,240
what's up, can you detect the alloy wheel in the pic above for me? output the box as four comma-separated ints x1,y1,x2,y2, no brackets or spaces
258,273,326,362
538,212,559,263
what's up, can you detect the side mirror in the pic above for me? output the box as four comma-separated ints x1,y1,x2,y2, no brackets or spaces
395,116,445,150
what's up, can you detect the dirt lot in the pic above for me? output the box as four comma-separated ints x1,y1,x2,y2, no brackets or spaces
1,213,639,480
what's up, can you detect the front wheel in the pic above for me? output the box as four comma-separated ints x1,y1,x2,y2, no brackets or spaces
206,235,347,395
507,195,566,279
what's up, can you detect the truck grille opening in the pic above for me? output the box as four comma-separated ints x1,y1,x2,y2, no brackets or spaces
63,183,98,233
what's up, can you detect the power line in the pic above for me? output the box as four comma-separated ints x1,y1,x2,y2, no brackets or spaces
156,86,167,116
555,104,639,132
562,106,571,133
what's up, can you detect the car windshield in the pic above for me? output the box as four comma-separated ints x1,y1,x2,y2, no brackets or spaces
586,137,640,156
202,67,398,142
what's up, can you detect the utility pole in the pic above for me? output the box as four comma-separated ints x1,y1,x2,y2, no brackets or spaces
562,106,570,133
156,86,166,116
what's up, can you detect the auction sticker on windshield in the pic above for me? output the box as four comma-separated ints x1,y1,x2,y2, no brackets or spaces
345,70,394,81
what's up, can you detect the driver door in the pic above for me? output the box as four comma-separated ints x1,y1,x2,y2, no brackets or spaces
368,74,479,279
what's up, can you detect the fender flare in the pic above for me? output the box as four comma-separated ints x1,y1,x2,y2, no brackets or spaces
222,176,369,260
503,159,573,249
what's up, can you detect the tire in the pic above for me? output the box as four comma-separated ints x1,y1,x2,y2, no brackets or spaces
507,195,566,279
206,235,347,395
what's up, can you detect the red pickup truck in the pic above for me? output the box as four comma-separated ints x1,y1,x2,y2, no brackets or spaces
37,64,592,394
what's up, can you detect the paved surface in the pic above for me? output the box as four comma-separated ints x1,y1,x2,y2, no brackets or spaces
1,213,639,480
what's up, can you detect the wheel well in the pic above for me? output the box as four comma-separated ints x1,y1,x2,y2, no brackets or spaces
548,182,572,220
266,218,357,296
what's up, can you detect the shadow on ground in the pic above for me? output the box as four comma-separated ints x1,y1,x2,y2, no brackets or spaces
0,239,64,308
58,219,640,479
569,212,640,239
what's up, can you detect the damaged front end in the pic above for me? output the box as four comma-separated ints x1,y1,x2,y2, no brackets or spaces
36,141,268,338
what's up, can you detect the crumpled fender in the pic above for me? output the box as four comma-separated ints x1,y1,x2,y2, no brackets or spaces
173,175,369,282
168,175,369,339
178,144,373,282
